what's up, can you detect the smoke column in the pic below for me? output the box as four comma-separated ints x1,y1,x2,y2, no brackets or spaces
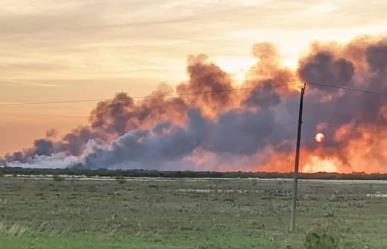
3,36,387,173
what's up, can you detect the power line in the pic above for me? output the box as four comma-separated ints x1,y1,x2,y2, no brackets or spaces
3,81,387,106
0,84,288,106
308,83,387,96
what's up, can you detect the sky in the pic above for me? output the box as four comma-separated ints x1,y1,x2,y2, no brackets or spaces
1,0,387,156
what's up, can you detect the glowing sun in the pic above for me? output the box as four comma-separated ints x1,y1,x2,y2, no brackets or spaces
315,132,325,143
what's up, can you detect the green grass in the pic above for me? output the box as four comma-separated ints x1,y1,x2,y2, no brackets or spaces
0,177,386,248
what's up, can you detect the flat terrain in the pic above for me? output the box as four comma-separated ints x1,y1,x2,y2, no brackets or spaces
0,176,386,248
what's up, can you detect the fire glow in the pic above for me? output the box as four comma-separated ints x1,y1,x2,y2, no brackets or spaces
302,156,338,173
2,36,387,173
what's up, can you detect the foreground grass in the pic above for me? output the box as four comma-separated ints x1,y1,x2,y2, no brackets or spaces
0,233,302,249
0,177,386,248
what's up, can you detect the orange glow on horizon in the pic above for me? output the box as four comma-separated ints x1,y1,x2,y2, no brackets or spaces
302,156,338,173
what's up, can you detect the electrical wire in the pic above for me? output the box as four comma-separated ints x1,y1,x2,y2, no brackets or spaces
0,83,288,106
308,83,387,96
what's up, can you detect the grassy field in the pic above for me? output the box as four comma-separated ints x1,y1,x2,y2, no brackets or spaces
0,176,386,248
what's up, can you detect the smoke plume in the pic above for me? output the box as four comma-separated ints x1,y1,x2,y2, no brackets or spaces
3,37,387,173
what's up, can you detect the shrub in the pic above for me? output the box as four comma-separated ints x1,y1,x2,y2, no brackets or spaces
304,230,339,249
52,175,65,182
115,176,126,184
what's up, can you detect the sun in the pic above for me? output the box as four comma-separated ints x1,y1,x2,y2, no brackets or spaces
315,132,325,143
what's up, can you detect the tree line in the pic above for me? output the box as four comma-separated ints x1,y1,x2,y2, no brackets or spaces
1,166,387,180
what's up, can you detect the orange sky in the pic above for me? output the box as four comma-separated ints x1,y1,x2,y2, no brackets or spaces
1,0,387,156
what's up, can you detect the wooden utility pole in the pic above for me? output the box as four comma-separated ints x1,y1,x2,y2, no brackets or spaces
290,83,306,232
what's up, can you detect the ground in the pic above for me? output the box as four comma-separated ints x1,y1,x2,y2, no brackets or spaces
0,176,386,249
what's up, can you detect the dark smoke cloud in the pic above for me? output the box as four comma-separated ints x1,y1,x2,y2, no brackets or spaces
90,88,188,137
58,127,100,156
243,80,281,108
4,36,387,172
84,105,297,169
33,139,54,156
366,41,387,73
84,110,208,169
177,54,236,115
90,92,136,135
298,51,355,87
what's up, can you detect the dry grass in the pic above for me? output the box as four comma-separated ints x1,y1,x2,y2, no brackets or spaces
0,177,386,248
